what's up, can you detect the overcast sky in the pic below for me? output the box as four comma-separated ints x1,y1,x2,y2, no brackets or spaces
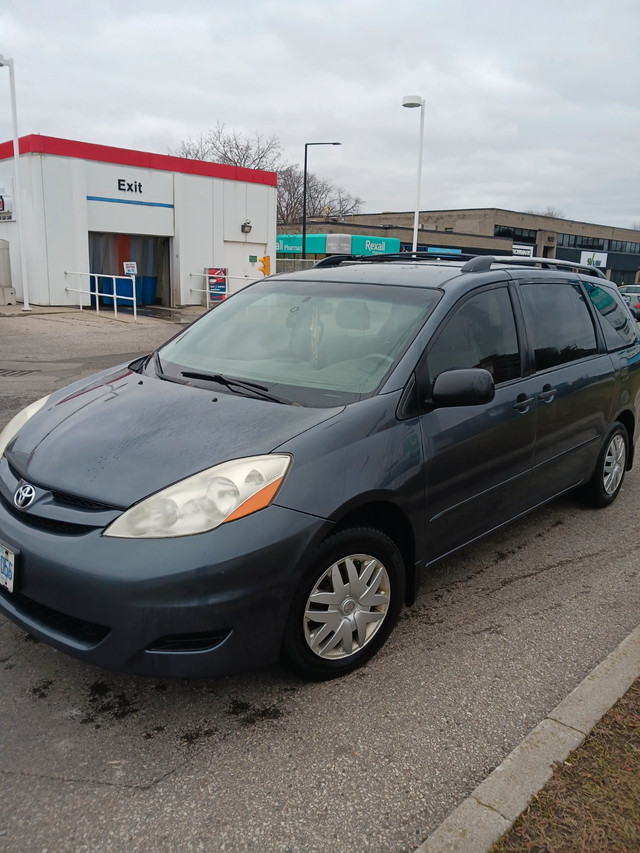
2,0,639,228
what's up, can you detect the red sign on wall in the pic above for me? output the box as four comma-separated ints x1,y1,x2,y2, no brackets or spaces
207,268,227,302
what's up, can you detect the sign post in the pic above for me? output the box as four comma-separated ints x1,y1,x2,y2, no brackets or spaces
207,268,227,309
121,261,138,321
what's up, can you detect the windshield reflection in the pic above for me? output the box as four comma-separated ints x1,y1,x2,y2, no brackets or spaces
158,279,440,407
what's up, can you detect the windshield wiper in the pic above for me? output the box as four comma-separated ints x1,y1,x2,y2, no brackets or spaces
180,370,289,404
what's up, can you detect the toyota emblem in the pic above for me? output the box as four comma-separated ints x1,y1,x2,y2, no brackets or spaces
14,483,36,510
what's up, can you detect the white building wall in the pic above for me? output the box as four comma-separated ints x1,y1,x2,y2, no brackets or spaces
41,156,91,305
172,172,214,306
17,155,48,305
0,139,277,307
0,160,48,304
174,173,277,303
85,162,174,236
0,176,22,296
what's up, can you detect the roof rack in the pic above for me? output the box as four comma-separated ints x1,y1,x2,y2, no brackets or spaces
313,252,477,268
460,255,608,280
311,253,609,280
313,254,356,268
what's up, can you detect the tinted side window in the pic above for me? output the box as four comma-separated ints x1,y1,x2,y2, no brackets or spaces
427,288,521,384
584,283,638,350
519,282,597,371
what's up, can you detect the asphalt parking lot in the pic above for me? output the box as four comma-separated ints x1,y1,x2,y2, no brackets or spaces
1,308,639,852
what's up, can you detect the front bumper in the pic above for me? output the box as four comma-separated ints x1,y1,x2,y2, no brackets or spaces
0,490,329,678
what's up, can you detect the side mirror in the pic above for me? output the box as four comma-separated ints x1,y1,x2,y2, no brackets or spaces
432,368,495,407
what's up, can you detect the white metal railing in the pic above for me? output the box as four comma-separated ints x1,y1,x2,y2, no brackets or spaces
65,271,138,322
189,272,257,309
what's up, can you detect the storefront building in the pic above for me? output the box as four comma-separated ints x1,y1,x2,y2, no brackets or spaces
337,208,640,284
0,135,277,307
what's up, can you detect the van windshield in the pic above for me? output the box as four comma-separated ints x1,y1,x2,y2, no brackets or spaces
158,278,440,406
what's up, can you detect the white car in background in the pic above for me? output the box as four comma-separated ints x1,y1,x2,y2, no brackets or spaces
619,285,640,319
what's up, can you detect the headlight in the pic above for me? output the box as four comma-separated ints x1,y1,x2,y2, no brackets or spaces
0,395,51,458
104,454,292,539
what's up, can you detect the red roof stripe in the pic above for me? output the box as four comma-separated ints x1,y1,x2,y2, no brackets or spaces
0,134,278,187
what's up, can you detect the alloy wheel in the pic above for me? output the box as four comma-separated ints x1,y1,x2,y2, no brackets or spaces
603,433,626,495
303,553,391,660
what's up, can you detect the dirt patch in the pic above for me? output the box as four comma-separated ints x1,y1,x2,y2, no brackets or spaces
180,724,217,746
491,678,640,852
227,698,283,726
79,680,139,726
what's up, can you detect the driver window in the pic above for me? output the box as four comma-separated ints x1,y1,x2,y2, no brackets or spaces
427,288,521,385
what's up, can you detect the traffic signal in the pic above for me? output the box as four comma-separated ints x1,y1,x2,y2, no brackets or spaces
258,255,271,276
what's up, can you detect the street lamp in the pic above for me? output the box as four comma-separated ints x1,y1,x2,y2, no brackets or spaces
0,54,30,311
302,141,341,260
402,94,425,254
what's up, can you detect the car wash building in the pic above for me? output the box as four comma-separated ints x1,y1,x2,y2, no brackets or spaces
0,134,277,308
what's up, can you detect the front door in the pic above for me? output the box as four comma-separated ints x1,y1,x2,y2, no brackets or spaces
418,284,537,561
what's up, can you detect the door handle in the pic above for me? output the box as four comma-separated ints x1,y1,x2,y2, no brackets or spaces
538,384,557,403
514,393,535,412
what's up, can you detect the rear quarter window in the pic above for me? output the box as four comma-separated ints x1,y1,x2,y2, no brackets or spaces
584,283,639,350
519,281,597,371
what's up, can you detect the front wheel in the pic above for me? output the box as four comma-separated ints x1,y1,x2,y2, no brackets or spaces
281,527,405,680
581,423,628,508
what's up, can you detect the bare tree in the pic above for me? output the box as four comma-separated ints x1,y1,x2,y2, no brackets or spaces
171,132,216,162
171,122,283,172
172,125,363,223
325,187,364,217
276,165,305,224
632,222,640,231
276,165,363,223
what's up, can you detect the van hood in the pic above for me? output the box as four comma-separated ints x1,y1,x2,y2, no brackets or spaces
9,366,341,508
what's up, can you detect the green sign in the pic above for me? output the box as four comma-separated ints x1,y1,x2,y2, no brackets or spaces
351,235,400,255
276,234,326,254
277,233,401,255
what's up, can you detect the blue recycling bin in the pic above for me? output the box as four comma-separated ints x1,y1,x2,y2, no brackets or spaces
139,275,157,305
102,277,142,307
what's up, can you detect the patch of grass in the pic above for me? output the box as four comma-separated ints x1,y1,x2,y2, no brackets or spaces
491,678,640,853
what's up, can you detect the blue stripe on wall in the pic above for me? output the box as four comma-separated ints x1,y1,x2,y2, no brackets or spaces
87,196,174,209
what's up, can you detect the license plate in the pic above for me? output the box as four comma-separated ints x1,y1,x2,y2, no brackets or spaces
0,542,15,593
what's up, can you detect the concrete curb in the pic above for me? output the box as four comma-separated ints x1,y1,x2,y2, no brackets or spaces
416,624,640,853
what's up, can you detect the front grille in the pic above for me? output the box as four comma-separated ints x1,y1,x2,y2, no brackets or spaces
0,587,110,648
50,490,116,511
17,515,95,535
0,494,95,535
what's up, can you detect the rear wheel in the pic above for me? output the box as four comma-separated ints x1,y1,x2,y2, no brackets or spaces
582,423,628,507
281,527,405,680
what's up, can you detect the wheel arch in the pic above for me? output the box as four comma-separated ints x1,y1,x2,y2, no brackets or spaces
330,501,418,606
614,409,635,470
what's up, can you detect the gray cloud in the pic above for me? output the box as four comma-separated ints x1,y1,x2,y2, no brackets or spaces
1,0,639,226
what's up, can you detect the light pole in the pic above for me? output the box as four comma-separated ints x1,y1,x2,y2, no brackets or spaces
0,54,30,310
402,95,425,254
302,141,341,260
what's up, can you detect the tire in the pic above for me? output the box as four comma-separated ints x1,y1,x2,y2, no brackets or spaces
582,422,628,508
281,527,405,680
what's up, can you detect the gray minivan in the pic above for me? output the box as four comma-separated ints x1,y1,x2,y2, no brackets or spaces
1,254,638,679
